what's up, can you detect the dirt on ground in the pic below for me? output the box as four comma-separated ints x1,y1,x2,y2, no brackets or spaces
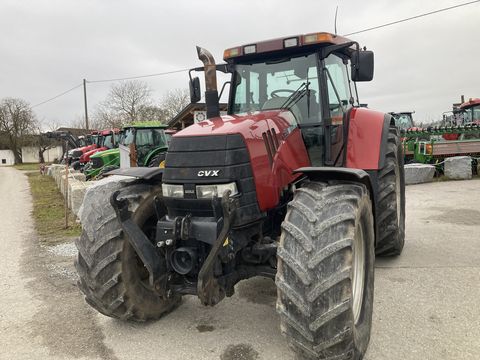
1,166,479,360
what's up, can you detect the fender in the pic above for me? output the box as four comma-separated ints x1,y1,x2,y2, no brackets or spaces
143,146,168,166
106,167,164,180
294,167,373,197
346,108,395,170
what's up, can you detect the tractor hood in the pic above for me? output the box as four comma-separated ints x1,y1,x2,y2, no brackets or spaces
174,109,297,138
91,147,119,159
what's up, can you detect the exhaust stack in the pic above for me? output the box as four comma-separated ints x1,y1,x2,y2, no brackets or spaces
196,46,220,118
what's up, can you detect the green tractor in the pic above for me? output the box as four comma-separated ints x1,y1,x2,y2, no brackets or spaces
85,122,171,180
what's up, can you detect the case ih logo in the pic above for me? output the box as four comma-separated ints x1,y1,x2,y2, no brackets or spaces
197,170,220,177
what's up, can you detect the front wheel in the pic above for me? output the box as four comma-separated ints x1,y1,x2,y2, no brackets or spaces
277,181,375,360
75,179,180,321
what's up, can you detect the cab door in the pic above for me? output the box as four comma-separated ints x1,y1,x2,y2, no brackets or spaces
322,53,354,166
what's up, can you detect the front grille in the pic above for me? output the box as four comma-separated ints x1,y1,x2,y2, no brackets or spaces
163,134,261,226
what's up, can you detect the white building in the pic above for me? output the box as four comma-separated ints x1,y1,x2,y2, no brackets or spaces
0,150,15,166
21,146,64,163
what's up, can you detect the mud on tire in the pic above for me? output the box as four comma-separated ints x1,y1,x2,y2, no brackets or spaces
276,181,375,360
375,127,406,256
75,179,180,321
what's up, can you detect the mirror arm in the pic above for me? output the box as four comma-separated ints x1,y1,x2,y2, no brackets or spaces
218,81,231,101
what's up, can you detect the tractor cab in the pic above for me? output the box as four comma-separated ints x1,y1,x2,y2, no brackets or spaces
122,124,170,166
189,32,373,167
460,98,480,125
390,111,415,131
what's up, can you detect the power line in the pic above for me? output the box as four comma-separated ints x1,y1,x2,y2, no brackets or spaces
344,0,480,36
30,0,479,109
31,83,83,108
86,68,191,83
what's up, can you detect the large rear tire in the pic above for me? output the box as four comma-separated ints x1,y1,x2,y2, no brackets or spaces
148,152,166,168
277,182,375,360
375,127,406,256
75,180,180,321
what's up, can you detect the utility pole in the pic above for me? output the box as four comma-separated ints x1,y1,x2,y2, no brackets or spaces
83,78,89,130
64,140,69,229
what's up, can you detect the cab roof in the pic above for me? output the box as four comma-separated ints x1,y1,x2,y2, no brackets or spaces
223,32,353,61
124,121,168,129
460,98,480,109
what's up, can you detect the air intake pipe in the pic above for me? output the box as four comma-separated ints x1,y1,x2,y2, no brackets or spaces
196,46,220,119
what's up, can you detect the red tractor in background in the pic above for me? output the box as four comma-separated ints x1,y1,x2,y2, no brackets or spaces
76,32,405,360
64,130,98,165
72,128,120,170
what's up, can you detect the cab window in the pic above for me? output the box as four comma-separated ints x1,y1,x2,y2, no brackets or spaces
324,54,351,117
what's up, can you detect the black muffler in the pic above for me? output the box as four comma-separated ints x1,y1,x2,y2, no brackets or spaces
196,46,220,119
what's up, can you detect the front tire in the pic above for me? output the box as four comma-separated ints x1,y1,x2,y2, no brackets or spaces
277,182,375,360
75,179,180,321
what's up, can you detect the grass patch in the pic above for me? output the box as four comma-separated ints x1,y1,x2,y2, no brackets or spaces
14,162,47,171
26,172,81,239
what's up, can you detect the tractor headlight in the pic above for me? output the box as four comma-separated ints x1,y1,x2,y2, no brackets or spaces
196,182,238,199
162,182,238,199
162,184,184,198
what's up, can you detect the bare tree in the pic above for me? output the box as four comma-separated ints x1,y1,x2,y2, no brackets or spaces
160,88,190,122
137,104,166,122
35,129,58,163
94,80,153,128
0,98,37,163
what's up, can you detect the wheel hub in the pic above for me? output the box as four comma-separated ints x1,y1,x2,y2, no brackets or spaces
352,220,365,324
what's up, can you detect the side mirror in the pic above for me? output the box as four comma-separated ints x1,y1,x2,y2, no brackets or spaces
351,50,374,82
189,77,201,103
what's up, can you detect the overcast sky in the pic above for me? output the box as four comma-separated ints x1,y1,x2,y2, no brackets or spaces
0,0,478,128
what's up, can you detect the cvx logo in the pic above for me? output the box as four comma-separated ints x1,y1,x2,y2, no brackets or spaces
197,170,220,177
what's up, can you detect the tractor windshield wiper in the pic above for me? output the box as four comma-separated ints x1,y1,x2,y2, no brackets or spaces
281,81,310,111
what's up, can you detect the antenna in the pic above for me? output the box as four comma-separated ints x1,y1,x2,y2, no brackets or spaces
334,6,339,35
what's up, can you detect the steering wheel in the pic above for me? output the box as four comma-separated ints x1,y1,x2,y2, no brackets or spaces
271,89,295,98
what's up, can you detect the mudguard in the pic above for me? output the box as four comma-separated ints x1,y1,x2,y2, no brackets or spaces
106,167,163,180
144,146,169,166
294,167,373,196
346,108,395,170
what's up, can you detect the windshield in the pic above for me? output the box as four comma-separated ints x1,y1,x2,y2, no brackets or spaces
464,105,480,123
231,53,320,123
91,135,100,146
103,134,114,149
394,114,414,130
122,129,135,146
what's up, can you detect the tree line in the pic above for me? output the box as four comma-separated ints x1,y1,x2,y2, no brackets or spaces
0,80,189,163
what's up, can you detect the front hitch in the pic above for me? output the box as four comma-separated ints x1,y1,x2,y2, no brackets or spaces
110,191,167,293
197,190,238,306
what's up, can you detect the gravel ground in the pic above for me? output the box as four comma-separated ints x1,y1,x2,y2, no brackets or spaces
0,166,479,360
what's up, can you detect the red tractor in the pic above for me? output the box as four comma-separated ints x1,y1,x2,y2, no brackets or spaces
76,32,405,360
74,128,120,170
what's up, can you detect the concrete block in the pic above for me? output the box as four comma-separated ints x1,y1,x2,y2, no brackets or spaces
47,164,63,177
69,180,88,217
444,156,472,180
70,172,86,182
404,164,435,185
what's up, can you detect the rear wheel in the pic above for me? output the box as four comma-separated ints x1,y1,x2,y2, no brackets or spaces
148,152,166,168
375,127,406,256
277,181,375,360
75,180,180,320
